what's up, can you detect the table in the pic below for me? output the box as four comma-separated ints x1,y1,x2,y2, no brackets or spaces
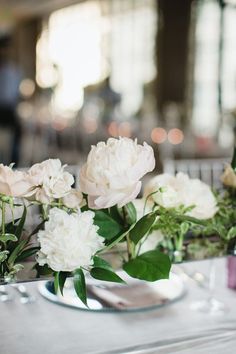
1,258,236,354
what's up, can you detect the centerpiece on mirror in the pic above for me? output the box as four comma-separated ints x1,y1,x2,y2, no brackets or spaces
0,137,235,311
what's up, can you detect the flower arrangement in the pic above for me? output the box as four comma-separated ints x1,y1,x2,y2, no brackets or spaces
0,137,235,306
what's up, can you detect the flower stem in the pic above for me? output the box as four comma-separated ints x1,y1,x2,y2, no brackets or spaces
41,204,48,221
173,233,184,262
1,200,5,235
126,233,133,260
0,200,6,252
122,206,134,260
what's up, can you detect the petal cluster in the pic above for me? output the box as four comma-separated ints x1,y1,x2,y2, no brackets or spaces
145,172,218,220
80,137,155,209
27,159,74,204
0,164,33,197
37,208,104,271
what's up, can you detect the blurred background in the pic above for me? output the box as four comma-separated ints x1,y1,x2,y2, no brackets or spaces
0,0,235,170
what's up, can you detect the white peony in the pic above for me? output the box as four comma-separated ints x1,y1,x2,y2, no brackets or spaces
144,172,218,220
27,159,74,204
37,208,104,272
79,137,155,209
132,198,163,253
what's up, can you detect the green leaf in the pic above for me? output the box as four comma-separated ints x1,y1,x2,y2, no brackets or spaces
93,256,113,271
94,210,123,240
54,272,59,294
0,233,17,242
123,250,171,281
73,268,87,306
180,222,190,237
54,271,68,295
97,225,134,253
5,219,20,234
34,264,53,277
109,206,123,224
122,202,137,225
6,263,25,277
226,226,236,240
81,205,89,212
0,250,9,263
90,267,125,283
12,263,24,272
169,212,208,226
231,146,236,170
16,247,40,262
129,212,157,245
7,238,28,266
15,206,27,239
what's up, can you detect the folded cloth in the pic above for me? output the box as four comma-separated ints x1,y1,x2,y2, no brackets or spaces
87,282,167,310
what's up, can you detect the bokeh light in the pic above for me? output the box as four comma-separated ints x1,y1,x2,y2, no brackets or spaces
108,121,119,137
19,79,35,98
82,117,98,134
168,128,184,145
51,119,68,131
17,102,33,120
118,122,132,138
151,127,167,144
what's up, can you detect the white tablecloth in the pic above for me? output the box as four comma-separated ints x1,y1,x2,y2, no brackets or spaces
1,258,236,354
